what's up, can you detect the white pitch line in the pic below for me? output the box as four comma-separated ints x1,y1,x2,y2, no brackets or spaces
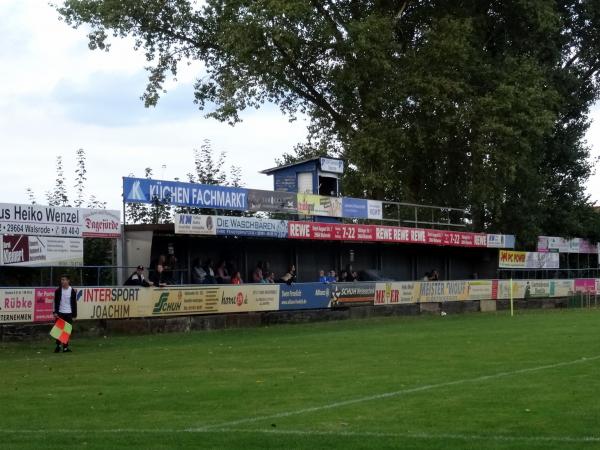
1,428,600,444
195,355,600,430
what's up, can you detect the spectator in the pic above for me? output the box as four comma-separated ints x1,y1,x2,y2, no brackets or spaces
326,270,337,283
351,270,359,282
318,269,328,283
340,270,349,282
231,271,243,285
164,254,178,284
264,272,275,283
202,259,217,284
252,261,264,283
279,264,296,285
191,258,206,284
215,260,231,284
149,264,171,287
344,265,357,282
422,272,430,281
124,265,152,287
430,270,439,281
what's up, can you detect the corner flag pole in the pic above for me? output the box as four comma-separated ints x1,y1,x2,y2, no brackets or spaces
510,278,514,317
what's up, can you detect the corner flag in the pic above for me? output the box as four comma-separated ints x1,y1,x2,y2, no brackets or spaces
50,318,72,345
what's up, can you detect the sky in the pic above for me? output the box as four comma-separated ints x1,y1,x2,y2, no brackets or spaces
1,0,600,212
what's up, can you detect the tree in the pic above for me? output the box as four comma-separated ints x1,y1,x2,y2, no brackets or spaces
26,149,112,270
57,1,600,245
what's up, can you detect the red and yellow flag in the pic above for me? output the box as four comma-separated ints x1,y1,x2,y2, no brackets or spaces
50,318,72,345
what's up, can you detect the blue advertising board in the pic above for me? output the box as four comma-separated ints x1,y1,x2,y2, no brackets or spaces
342,197,368,219
279,282,332,310
123,177,247,210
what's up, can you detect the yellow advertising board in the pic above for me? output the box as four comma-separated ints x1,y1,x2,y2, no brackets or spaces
374,282,418,305
145,285,280,317
297,193,342,217
77,287,147,320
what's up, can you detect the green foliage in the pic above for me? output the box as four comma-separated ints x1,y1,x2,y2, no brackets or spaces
57,1,600,244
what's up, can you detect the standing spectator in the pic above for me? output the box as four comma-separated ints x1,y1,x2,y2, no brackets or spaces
124,265,152,287
279,264,297,285
53,275,77,353
215,260,231,284
231,271,243,285
150,264,171,287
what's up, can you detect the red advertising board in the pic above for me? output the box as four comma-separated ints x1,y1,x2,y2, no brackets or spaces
288,222,487,248
33,288,55,322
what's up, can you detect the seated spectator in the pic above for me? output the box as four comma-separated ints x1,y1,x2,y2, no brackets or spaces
124,265,152,287
231,271,243,285
191,258,206,284
430,270,439,281
340,270,349,282
149,264,171,287
215,260,231,284
264,272,275,283
202,259,217,284
318,269,328,283
326,270,337,283
351,270,359,282
422,272,430,281
252,261,264,283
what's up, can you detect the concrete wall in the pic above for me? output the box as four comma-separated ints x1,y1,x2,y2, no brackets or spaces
0,298,570,342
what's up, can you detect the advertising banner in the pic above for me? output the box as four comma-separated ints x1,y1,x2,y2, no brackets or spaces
215,216,288,238
417,281,471,302
367,200,383,220
1,235,83,266
33,288,55,322
77,287,146,320
465,280,494,300
288,221,488,248
174,214,217,235
279,283,332,310
331,282,376,304
247,189,297,213
496,280,553,299
0,203,119,238
486,234,505,248
499,250,560,269
297,194,343,217
374,282,418,305
342,198,368,219
538,236,599,254
574,279,596,293
320,157,344,174
123,177,248,210
175,214,288,238
81,209,121,238
0,289,35,323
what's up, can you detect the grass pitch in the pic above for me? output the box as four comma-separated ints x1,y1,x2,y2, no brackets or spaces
2,309,600,449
